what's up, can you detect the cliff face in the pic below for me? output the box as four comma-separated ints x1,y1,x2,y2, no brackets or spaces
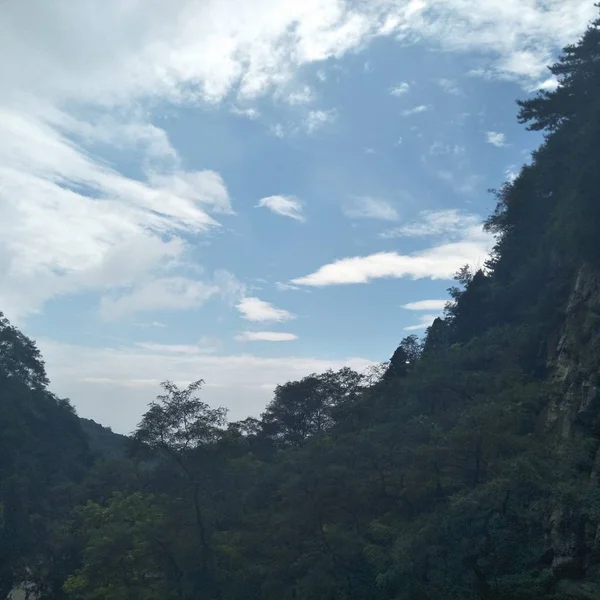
547,263,600,441
545,263,600,596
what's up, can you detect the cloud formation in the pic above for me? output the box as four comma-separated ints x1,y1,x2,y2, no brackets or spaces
404,314,439,332
1,0,592,321
0,105,236,320
437,78,461,95
256,195,306,221
402,105,430,116
235,331,298,342
486,131,507,147
381,209,482,239
2,0,593,112
292,211,492,287
402,298,448,331
236,297,296,323
402,299,448,311
343,197,399,221
390,82,410,96
305,109,337,133
100,277,220,321
38,338,374,432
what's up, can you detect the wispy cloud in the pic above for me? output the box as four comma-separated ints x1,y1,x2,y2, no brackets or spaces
402,105,430,117
99,277,219,321
402,299,447,331
136,340,219,354
486,131,506,147
390,82,410,96
437,78,461,95
235,331,297,342
436,171,482,195
270,123,286,138
38,339,375,431
275,282,302,292
429,141,465,156
236,297,296,323
293,210,491,287
404,314,439,332
381,209,482,239
256,195,305,221
343,197,399,222
402,299,448,311
286,85,314,105
505,165,519,183
231,106,260,119
305,109,337,133
535,77,560,91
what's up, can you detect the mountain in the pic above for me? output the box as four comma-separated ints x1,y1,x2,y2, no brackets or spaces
79,418,130,461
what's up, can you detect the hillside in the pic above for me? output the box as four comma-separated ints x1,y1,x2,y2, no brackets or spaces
2,11,600,600
78,418,129,461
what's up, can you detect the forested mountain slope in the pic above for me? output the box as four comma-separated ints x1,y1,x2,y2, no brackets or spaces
2,11,600,600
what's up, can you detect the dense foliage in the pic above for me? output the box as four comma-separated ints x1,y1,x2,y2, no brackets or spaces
3,11,600,600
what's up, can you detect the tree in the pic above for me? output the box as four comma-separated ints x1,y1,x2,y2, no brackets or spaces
517,11,600,133
261,369,364,447
134,380,227,459
63,493,178,600
0,312,48,390
383,336,422,381
133,381,228,593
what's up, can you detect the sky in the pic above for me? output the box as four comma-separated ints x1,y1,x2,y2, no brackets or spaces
0,0,596,434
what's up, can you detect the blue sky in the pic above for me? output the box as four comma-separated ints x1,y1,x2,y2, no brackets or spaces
0,0,596,432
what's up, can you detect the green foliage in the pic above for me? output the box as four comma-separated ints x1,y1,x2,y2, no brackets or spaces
63,493,177,600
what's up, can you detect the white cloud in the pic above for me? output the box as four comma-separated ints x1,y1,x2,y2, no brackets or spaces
231,106,261,119
38,339,374,432
136,321,168,329
486,131,507,147
292,213,491,287
0,0,593,320
256,195,306,221
429,141,465,156
270,123,287,138
1,0,592,113
402,299,447,331
505,165,519,183
381,209,482,239
99,277,220,320
536,77,560,91
305,109,337,133
390,82,410,96
404,314,439,332
343,197,399,221
437,78,461,95
236,297,296,322
402,299,448,311
0,104,234,320
291,244,487,287
136,341,219,354
276,282,303,292
402,105,429,116
286,85,314,105
235,331,298,342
